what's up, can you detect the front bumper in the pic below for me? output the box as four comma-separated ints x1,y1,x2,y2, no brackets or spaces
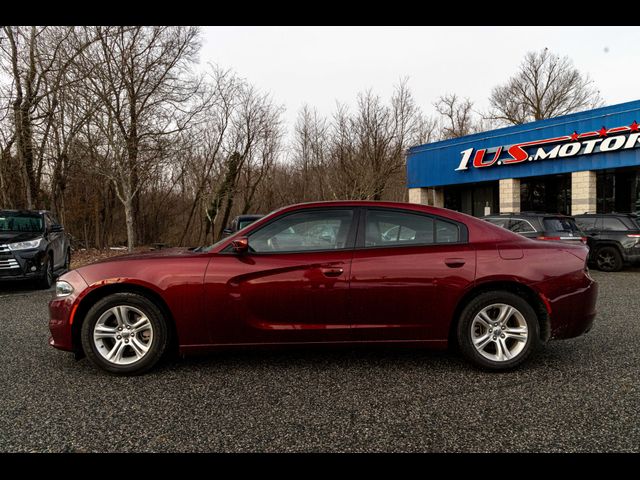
48,270,88,352
0,247,47,281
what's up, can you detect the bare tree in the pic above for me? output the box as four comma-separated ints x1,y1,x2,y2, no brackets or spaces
204,84,283,242
178,67,240,246
434,93,478,139
489,48,603,125
76,26,204,251
292,105,329,202
0,26,96,209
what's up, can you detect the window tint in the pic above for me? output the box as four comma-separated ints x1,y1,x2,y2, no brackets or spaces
510,219,536,233
435,219,460,243
0,213,44,232
542,217,580,233
366,210,434,247
484,218,510,229
248,209,353,252
575,217,597,231
238,219,255,230
601,217,626,231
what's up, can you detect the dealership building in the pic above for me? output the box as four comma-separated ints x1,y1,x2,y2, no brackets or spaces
407,100,640,217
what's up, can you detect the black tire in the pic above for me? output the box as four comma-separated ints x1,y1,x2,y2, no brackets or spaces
457,291,540,371
594,246,623,272
64,249,71,271
37,256,54,290
80,292,168,375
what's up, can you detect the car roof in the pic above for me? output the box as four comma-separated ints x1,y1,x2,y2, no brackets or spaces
574,212,637,217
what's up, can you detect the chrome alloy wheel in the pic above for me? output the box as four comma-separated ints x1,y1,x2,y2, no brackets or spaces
93,305,154,365
470,303,528,362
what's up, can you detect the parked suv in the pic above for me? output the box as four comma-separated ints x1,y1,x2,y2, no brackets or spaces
482,212,586,245
222,214,264,237
0,210,71,288
574,213,640,272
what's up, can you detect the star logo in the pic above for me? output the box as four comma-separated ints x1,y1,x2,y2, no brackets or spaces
570,131,579,141
598,126,608,137
630,121,639,132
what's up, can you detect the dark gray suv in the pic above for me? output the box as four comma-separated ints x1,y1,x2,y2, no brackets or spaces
574,213,640,272
482,212,586,245
0,210,71,288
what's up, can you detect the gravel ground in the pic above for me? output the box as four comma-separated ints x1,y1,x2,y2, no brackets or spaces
0,269,638,452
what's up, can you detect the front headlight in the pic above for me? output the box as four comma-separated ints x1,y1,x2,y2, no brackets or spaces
55,280,74,297
8,238,43,251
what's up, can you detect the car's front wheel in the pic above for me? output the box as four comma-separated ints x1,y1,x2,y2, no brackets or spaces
37,257,54,290
457,291,540,371
81,292,168,375
64,249,71,272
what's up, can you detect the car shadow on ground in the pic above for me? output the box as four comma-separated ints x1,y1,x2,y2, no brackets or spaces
149,345,477,376
0,280,51,296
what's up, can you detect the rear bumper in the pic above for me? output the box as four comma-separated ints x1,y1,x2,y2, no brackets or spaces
535,270,598,340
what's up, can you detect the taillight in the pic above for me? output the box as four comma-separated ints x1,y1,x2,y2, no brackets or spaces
537,236,561,241
627,234,640,238
580,237,588,244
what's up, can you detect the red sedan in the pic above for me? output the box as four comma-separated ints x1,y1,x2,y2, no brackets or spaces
49,201,598,374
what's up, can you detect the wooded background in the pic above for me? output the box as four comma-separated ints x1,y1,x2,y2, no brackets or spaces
0,27,603,250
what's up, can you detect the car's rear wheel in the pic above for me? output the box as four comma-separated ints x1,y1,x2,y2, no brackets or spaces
594,246,622,272
457,291,540,371
81,292,168,375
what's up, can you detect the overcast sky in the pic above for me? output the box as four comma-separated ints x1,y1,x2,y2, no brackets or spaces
199,26,640,133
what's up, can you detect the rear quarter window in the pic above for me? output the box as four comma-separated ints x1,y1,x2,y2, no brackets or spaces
484,218,510,229
601,217,627,231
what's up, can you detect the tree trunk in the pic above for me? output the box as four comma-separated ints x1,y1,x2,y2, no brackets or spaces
123,196,136,252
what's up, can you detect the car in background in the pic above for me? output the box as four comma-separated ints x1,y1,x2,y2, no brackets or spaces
0,210,71,289
49,201,597,375
482,212,586,245
574,213,640,272
222,214,264,237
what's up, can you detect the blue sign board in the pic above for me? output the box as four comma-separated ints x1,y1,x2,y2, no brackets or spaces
407,100,640,188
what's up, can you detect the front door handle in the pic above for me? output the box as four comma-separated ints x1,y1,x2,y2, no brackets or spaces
444,258,466,268
321,267,344,277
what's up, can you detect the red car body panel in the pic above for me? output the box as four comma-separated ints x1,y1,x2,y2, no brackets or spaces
49,201,597,356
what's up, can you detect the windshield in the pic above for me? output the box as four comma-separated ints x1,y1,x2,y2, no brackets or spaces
0,213,44,233
542,217,581,234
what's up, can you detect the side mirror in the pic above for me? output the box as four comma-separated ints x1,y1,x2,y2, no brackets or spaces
222,228,233,237
231,236,249,254
50,224,64,233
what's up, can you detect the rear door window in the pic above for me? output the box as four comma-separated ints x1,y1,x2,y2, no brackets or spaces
510,219,536,233
542,217,580,234
575,217,597,231
366,210,434,247
484,218,510,229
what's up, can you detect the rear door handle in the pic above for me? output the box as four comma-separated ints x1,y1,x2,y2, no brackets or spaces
444,258,466,268
321,267,344,277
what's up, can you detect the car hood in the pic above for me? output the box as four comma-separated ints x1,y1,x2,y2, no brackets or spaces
0,231,43,244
